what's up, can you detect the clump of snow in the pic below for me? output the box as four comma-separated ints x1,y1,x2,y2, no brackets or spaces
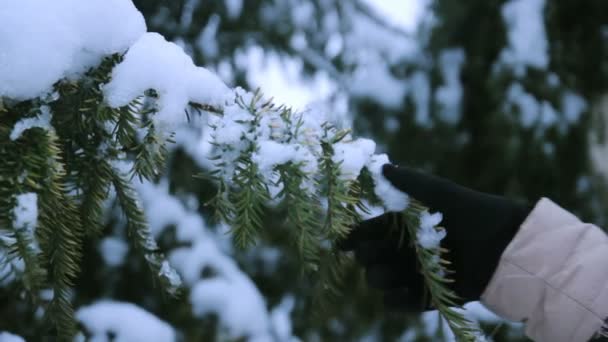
409,71,432,127
499,0,548,74
344,5,423,109
464,302,503,323
562,91,587,123
539,100,558,128
10,106,52,141
505,82,587,133
421,310,489,341
209,88,323,193
269,296,298,342
99,237,129,267
103,32,232,128
417,211,445,249
345,12,419,64
505,83,539,128
224,0,244,19
197,14,221,59
0,332,24,342
350,59,407,109
76,300,176,342
189,273,271,339
13,193,38,231
0,0,146,100
253,141,298,173
291,2,315,28
366,154,409,211
435,49,465,124
159,260,182,293
135,180,297,341
332,139,376,181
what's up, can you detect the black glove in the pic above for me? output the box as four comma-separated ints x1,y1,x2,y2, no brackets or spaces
340,164,532,311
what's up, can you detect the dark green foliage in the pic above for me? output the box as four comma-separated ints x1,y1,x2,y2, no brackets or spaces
229,159,271,248
0,56,179,339
277,163,322,271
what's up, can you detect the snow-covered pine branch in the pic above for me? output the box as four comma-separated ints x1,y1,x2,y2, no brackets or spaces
0,0,482,340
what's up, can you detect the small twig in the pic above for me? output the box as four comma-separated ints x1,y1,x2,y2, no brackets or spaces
188,102,224,115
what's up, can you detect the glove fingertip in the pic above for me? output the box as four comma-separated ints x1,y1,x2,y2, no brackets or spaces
336,237,354,251
383,288,427,313
381,163,399,178
381,163,406,190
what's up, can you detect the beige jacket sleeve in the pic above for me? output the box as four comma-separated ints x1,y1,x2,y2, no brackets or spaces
480,198,608,341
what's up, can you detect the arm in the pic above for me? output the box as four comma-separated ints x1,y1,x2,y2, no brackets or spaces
341,164,608,341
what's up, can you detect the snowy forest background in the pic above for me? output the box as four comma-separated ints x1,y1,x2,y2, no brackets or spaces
1,0,608,341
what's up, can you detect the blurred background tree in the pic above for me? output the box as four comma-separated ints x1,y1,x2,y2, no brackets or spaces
2,0,607,341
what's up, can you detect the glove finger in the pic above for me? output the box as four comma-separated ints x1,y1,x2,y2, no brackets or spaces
337,212,401,251
353,240,401,266
382,164,455,212
383,288,428,313
365,263,409,290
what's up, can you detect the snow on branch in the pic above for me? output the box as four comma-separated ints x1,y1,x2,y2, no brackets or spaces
0,0,483,340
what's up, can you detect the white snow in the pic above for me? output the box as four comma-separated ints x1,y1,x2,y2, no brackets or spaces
0,0,145,100
269,296,298,342
0,332,24,342
135,180,297,341
239,47,337,110
189,274,271,339
10,106,52,141
76,300,176,342
366,154,409,211
209,88,329,193
332,139,376,181
350,59,408,109
103,32,232,128
252,139,322,188
12,193,38,249
197,14,221,59
539,101,558,127
409,71,432,127
346,12,419,64
417,211,445,249
562,91,587,123
291,2,315,29
179,0,198,29
361,0,430,33
435,49,465,124
159,260,182,293
224,0,244,19
505,83,539,128
464,302,503,323
500,0,548,73
99,237,129,267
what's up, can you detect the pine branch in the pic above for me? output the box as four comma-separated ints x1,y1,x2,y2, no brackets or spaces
277,164,322,271
320,139,360,240
403,200,484,341
110,168,181,296
229,158,270,248
33,131,84,340
312,248,353,311
78,159,113,237
10,228,46,292
132,121,172,181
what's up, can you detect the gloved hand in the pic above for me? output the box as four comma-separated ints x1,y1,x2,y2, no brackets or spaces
339,164,532,311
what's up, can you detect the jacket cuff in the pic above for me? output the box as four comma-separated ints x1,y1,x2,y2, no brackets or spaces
480,198,608,342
